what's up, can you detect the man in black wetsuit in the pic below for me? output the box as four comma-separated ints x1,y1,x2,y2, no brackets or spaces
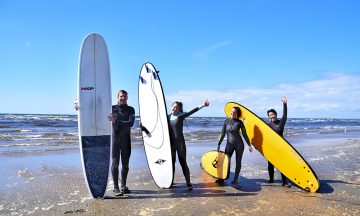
108,90,135,196
267,96,291,187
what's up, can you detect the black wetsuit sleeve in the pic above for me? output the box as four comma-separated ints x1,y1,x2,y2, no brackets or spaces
218,120,226,146
279,103,287,131
180,107,200,119
240,121,251,146
115,107,135,128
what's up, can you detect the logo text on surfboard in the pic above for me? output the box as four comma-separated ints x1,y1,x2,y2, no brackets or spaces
155,159,166,165
81,87,95,90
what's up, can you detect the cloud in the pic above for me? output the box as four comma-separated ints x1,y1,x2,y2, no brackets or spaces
165,73,360,118
193,40,232,61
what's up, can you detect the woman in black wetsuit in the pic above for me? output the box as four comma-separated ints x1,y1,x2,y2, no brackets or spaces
169,99,209,190
217,107,253,184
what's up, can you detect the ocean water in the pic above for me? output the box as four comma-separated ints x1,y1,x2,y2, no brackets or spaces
0,114,359,155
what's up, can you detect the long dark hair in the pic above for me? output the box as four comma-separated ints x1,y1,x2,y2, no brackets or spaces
233,107,241,119
173,101,188,128
172,101,183,112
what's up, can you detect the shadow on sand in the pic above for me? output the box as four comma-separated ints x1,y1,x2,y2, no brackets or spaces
104,181,257,200
104,172,276,199
317,179,360,194
103,174,360,199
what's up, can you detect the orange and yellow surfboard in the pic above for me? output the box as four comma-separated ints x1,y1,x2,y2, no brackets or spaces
201,151,230,180
225,102,319,192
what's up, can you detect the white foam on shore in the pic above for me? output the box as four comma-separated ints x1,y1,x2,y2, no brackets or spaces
309,150,349,162
6,182,18,187
41,205,54,211
309,156,327,162
80,197,91,203
24,207,40,215
333,151,346,158
57,202,73,206
70,190,79,196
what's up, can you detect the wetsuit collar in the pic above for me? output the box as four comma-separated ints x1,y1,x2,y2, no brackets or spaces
118,102,128,107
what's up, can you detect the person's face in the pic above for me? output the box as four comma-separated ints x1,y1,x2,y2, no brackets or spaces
230,108,238,119
172,103,180,114
268,112,277,122
118,92,128,105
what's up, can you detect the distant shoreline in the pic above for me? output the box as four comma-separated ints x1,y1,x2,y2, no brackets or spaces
1,113,360,120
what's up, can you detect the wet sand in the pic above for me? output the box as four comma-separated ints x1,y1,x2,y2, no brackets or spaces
1,137,360,215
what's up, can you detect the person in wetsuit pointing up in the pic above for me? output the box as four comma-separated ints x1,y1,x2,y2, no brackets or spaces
169,99,209,191
266,96,291,187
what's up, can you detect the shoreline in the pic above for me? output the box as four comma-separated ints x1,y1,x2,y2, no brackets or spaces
1,136,360,215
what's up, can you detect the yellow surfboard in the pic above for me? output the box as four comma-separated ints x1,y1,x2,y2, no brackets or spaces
201,150,230,180
225,102,319,192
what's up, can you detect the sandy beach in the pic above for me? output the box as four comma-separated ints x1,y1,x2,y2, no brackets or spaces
1,135,360,216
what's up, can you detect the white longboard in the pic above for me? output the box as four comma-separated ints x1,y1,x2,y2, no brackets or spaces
78,33,112,198
138,62,173,188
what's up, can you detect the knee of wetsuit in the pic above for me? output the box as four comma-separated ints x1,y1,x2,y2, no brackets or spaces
122,164,129,171
112,158,120,168
178,157,187,166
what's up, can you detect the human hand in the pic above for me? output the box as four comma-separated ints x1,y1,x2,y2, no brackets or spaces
204,99,209,107
74,98,79,111
281,96,287,104
108,114,115,123
249,145,253,152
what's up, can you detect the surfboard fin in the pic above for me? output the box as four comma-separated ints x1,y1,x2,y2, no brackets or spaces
139,75,147,84
152,72,158,80
145,65,152,73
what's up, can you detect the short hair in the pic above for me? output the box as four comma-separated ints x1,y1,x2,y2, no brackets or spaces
117,90,128,97
267,108,277,116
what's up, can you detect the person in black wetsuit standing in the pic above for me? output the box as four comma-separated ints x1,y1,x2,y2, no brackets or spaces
168,99,209,190
266,96,291,187
108,90,135,196
217,107,253,185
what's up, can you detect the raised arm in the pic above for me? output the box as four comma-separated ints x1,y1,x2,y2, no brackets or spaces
279,96,288,130
180,99,209,119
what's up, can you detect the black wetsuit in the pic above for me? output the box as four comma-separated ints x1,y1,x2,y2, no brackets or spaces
168,107,201,186
111,104,135,189
218,118,251,181
267,103,288,184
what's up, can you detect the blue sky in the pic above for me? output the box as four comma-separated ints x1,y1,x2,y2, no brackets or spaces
0,0,359,118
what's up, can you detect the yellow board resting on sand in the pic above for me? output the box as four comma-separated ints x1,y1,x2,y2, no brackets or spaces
201,150,230,180
225,102,320,192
